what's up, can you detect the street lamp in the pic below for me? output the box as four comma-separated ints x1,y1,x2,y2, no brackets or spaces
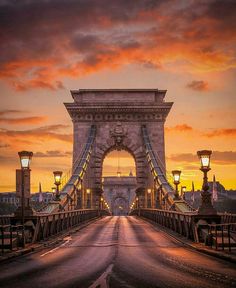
147,188,151,208
172,170,181,200
51,186,56,200
86,188,91,208
53,171,62,201
181,186,186,199
18,150,33,248
197,150,216,215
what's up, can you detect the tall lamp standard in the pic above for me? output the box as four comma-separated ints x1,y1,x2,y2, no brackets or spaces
136,196,139,209
53,171,62,201
147,188,152,208
197,150,217,215
18,150,33,248
181,186,186,200
86,188,91,208
172,170,181,200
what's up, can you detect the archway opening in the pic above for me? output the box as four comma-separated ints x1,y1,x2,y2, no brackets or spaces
102,149,137,215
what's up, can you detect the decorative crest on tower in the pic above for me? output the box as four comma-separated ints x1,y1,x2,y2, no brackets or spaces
110,122,127,148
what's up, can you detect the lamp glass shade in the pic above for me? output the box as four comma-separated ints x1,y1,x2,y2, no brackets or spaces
117,171,121,177
147,188,151,194
172,170,181,184
51,187,56,193
197,150,212,170
53,171,62,185
18,151,33,169
86,188,91,194
182,186,186,192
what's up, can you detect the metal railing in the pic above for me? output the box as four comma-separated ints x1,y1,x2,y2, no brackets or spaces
33,209,109,242
207,223,236,252
0,215,12,226
220,213,236,231
0,224,23,253
131,208,198,241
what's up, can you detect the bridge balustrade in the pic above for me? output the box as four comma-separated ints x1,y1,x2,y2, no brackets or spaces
33,209,109,242
131,208,197,241
0,215,12,226
220,213,236,231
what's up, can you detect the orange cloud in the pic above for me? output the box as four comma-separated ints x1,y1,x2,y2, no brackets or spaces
0,0,235,90
166,124,193,132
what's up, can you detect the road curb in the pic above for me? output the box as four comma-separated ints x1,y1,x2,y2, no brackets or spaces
0,216,104,263
138,216,236,264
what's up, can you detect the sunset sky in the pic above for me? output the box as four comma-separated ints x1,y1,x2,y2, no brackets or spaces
0,0,235,193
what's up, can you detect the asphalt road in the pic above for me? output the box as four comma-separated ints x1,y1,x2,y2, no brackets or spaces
0,216,235,288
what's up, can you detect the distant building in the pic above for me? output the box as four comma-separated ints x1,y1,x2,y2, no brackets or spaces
103,176,137,215
0,191,53,206
31,192,54,204
0,192,19,206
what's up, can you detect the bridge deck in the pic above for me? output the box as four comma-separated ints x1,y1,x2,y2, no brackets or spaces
0,216,235,288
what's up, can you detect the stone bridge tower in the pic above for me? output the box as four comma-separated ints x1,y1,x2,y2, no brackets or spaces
65,89,173,208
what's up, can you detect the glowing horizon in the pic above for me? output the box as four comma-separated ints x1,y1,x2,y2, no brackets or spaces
0,1,235,192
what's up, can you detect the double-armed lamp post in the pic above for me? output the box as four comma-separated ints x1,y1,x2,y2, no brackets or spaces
53,171,62,201
172,170,181,200
197,150,217,215
18,150,33,248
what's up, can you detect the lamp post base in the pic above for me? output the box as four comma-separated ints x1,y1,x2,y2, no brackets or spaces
198,191,217,215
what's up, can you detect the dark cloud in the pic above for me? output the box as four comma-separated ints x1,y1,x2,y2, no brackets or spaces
0,116,47,124
34,150,72,158
186,80,209,91
0,143,10,148
203,128,236,138
0,109,24,116
0,124,72,145
168,151,236,165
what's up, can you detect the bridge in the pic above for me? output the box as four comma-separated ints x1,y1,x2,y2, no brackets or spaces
0,89,236,288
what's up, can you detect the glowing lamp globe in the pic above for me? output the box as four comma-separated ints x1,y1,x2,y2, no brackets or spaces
18,151,33,169
172,170,181,184
197,150,212,170
53,171,62,185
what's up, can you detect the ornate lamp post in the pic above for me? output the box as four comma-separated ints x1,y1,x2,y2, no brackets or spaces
18,150,33,248
172,170,181,200
147,188,152,208
197,150,217,215
53,171,62,201
86,188,91,208
181,186,186,199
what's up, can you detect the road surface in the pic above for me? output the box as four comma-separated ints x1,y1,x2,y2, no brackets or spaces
0,216,235,288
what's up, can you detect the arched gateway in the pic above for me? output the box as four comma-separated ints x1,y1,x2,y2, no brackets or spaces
64,89,172,209
42,89,193,213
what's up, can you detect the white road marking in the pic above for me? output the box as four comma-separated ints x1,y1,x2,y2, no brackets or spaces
89,264,113,288
40,236,72,257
